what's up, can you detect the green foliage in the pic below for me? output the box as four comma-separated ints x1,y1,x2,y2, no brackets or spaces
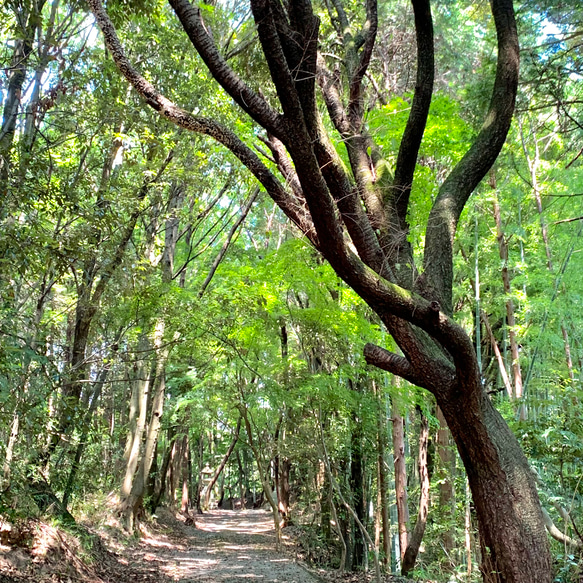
1,0,583,579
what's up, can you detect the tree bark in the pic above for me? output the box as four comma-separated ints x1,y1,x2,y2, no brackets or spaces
402,410,430,576
121,319,168,532
150,427,178,512
120,333,152,502
236,450,247,509
88,0,553,579
278,457,291,526
436,405,455,558
376,391,391,567
391,400,409,563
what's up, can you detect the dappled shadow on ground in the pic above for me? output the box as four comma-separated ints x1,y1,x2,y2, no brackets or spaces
135,509,318,583
196,510,274,536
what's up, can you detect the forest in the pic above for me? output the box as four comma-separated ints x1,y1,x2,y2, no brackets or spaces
0,0,582,582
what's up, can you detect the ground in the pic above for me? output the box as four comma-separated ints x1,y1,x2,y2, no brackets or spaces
135,508,320,582
0,507,415,583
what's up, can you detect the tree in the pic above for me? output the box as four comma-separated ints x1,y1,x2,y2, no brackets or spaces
85,0,552,580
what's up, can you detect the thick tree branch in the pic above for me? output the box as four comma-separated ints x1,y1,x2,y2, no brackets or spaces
363,343,421,385
277,0,320,130
423,0,519,313
249,0,308,128
262,134,304,198
265,131,386,277
381,313,457,394
87,0,316,244
347,0,378,126
392,0,434,226
317,9,385,236
263,3,386,276
329,0,349,33
168,0,284,137
317,56,350,134
249,1,359,271
316,58,391,262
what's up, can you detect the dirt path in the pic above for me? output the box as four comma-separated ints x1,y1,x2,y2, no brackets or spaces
134,509,320,583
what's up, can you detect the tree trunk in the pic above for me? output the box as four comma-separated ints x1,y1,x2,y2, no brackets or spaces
133,325,167,518
2,412,19,489
120,320,168,532
180,434,191,516
202,418,240,509
236,450,247,509
150,427,178,512
465,480,473,579
195,435,205,514
169,439,180,506
18,0,61,180
329,483,347,572
439,390,550,582
278,458,291,526
401,410,430,576
89,0,553,578
276,321,292,527
349,401,366,569
376,401,391,567
120,334,151,501
436,405,455,558
391,400,409,563
493,190,523,402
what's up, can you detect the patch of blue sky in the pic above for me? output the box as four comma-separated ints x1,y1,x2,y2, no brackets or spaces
537,19,566,58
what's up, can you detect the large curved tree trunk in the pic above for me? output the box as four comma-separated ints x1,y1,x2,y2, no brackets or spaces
440,388,550,580
87,0,553,580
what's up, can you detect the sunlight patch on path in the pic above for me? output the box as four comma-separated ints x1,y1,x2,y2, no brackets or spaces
149,509,318,583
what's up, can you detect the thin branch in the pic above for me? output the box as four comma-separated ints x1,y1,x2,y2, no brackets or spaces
199,187,259,296
480,310,513,399
554,216,583,225
541,508,582,548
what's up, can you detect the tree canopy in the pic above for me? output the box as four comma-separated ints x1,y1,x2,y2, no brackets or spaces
1,1,583,582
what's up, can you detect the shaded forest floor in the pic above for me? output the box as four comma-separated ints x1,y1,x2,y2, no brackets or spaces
0,506,416,583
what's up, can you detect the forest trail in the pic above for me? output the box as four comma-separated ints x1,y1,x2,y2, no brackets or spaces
136,509,319,583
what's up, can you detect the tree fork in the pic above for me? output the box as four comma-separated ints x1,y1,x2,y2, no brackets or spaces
88,0,553,579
